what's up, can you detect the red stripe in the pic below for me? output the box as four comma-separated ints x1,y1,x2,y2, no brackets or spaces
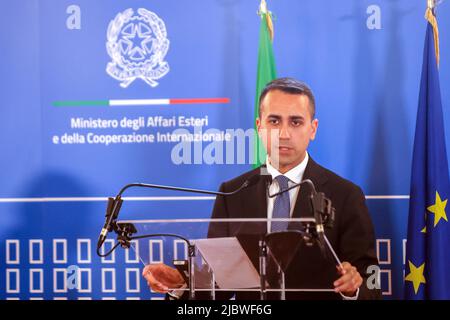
169,98,230,104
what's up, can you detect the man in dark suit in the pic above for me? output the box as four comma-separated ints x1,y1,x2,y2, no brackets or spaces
208,156,381,300
143,77,381,300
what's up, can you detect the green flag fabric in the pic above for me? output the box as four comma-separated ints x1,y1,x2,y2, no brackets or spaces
253,6,277,168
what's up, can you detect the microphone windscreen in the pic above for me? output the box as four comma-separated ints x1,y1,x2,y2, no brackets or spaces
105,197,115,217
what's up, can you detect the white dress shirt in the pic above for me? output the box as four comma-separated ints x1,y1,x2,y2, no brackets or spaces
265,152,309,233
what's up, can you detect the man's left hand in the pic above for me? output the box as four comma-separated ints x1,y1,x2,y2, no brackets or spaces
333,262,363,297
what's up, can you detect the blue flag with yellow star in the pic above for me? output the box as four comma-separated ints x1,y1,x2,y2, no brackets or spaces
404,9,450,300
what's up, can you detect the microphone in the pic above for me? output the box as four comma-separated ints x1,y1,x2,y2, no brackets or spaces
267,179,332,223
265,178,336,255
97,197,123,250
97,174,263,252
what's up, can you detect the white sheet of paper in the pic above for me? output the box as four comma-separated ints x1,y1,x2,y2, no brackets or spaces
194,237,261,289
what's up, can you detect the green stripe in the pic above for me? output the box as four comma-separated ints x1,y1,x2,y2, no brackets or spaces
53,100,109,107
253,12,277,168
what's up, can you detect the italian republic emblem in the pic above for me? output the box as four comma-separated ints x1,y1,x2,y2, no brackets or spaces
106,8,170,88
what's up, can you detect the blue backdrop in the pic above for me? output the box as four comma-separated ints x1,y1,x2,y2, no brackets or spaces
1,0,449,300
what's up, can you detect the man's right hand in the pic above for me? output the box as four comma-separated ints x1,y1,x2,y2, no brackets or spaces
142,263,186,293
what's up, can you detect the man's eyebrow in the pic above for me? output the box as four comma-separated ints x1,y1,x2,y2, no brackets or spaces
266,114,305,121
267,114,304,119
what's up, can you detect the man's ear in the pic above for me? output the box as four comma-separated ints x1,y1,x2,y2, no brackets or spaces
310,119,319,141
256,117,261,135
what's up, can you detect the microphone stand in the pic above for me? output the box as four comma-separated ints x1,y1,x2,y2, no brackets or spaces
96,177,260,300
97,180,256,252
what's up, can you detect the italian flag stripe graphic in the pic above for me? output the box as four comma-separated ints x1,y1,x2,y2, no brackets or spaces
53,98,230,107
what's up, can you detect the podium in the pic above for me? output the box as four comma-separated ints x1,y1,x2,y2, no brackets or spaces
113,218,342,300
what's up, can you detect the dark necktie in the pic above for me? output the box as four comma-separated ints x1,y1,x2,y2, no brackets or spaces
271,175,291,232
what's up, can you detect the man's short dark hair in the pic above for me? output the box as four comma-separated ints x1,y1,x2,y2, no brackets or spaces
258,77,316,119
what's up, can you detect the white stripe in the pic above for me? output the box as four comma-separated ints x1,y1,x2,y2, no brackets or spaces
0,195,409,203
122,196,215,201
118,218,317,224
0,197,107,203
0,196,216,203
109,99,170,106
366,195,410,199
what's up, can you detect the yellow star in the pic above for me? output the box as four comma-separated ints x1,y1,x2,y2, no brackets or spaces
405,261,426,294
427,191,448,227
421,212,427,233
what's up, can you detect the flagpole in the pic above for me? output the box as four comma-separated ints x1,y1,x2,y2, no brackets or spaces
425,0,440,67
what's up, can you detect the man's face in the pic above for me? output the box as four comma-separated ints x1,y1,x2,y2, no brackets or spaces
256,89,318,173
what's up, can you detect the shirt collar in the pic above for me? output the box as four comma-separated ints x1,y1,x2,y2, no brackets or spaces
265,151,309,184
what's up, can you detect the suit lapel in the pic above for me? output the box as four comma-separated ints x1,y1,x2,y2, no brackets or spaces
239,174,268,218
254,175,269,218
291,157,328,220
239,167,269,235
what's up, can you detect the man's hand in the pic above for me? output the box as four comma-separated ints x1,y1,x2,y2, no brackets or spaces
334,262,363,297
142,263,185,293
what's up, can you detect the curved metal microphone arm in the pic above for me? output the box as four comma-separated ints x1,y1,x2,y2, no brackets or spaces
116,181,251,198
266,179,317,198
97,177,258,254
266,178,334,228
265,177,336,259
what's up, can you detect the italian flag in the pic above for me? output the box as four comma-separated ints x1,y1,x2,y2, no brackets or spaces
253,0,277,168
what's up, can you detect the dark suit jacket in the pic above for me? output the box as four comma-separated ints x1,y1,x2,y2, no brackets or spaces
205,157,382,300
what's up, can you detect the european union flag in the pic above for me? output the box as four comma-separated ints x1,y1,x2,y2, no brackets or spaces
404,9,450,300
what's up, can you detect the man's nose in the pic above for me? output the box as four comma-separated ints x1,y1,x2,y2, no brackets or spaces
279,126,291,139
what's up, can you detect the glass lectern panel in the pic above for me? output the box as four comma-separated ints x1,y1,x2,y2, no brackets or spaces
115,218,340,299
